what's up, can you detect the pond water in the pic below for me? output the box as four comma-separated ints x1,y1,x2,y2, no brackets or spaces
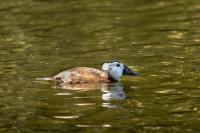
0,0,200,132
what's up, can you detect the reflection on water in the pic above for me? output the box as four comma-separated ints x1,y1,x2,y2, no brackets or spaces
101,83,125,101
51,82,130,129
54,82,127,109
54,82,108,91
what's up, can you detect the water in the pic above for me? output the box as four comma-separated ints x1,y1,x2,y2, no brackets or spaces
0,0,200,132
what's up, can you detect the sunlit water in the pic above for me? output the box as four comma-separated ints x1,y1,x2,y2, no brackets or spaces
0,0,200,132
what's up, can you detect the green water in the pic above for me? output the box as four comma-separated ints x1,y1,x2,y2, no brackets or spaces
0,0,200,132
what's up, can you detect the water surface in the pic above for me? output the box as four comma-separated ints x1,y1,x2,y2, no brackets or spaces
0,0,200,132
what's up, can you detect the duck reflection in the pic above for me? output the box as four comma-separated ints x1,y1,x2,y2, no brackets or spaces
101,83,125,101
54,82,125,108
101,83,125,109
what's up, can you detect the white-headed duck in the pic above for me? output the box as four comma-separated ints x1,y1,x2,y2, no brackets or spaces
36,61,138,85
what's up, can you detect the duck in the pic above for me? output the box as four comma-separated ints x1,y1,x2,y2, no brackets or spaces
36,61,138,85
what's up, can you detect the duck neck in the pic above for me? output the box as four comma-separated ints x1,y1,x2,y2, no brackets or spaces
108,75,118,82
105,71,119,82
99,70,115,82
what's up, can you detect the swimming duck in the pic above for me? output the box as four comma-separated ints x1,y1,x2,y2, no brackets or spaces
37,61,138,85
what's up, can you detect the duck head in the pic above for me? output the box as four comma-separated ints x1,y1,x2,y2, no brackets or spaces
101,61,138,81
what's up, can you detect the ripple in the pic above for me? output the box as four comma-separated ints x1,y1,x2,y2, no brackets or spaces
76,125,94,127
167,31,186,39
54,92,71,96
76,124,111,128
75,103,96,106
54,115,79,119
102,103,119,109
155,89,178,94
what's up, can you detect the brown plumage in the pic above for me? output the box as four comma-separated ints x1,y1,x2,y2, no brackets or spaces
53,67,110,85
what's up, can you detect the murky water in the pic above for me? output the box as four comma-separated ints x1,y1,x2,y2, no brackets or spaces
0,0,200,132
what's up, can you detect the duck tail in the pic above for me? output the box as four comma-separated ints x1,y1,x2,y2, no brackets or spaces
35,77,52,81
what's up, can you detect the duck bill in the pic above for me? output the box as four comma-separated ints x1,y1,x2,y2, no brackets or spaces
123,65,138,76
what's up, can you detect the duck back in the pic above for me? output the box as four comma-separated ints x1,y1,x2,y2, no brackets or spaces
53,67,109,84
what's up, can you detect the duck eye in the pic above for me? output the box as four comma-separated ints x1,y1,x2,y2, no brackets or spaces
116,64,120,67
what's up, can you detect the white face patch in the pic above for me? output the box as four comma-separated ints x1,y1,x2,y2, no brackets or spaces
101,62,124,81
101,63,110,71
